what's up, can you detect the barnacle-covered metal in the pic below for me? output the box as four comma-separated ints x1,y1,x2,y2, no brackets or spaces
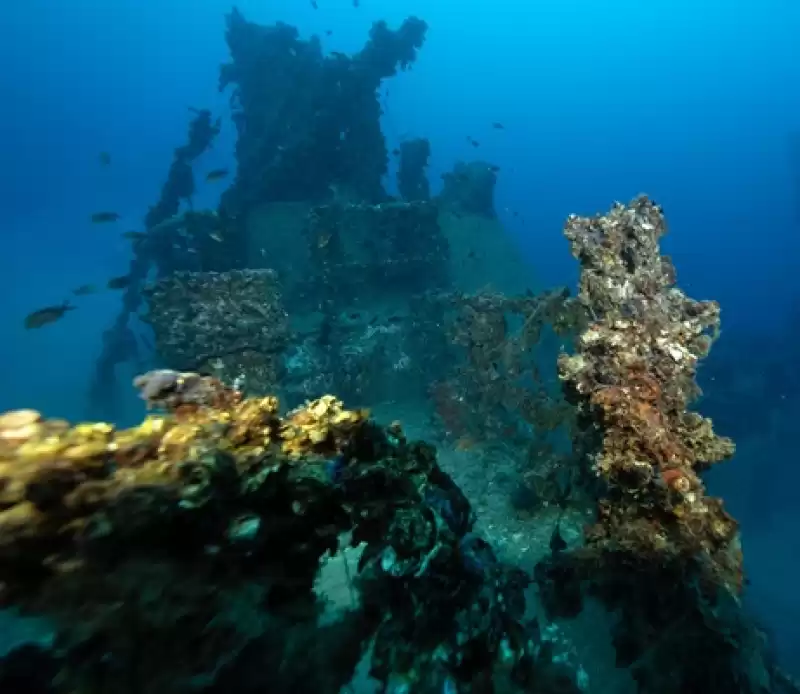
558,196,740,589
535,198,772,694
0,372,562,694
143,269,290,392
420,287,584,457
306,201,450,305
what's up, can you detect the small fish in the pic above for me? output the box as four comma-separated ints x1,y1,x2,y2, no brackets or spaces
122,231,147,241
455,436,475,451
331,51,347,59
24,302,75,330
549,515,567,554
205,168,229,182
491,122,505,130
324,455,346,484
91,212,121,224
107,274,131,290
467,137,480,148
98,151,111,166
349,312,361,319
318,317,332,347
209,232,223,243
325,29,333,36
72,284,97,296
391,148,400,157
467,250,476,259
310,0,318,7
488,165,500,173
353,0,360,6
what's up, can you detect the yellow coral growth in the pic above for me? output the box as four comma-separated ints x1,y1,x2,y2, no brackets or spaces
0,394,367,508
0,380,368,582
281,395,369,458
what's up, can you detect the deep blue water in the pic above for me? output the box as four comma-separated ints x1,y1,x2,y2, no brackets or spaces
1,0,799,674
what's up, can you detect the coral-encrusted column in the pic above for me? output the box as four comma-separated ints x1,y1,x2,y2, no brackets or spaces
559,196,741,592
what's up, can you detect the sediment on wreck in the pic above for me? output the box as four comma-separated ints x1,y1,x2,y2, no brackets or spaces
535,197,773,694
0,371,577,694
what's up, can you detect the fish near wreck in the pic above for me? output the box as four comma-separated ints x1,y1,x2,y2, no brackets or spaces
122,231,147,242
205,168,229,182
107,274,131,290
90,211,121,224
24,301,74,329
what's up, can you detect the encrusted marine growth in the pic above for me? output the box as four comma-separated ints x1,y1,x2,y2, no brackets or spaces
219,9,427,214
144,109,222,231
529,198,775,694
0,372,359,593
397,138,432,202
144,210,242,277
0,372,553,694
143,269,289,391
437,161,499,218
418,287,582,445
306,201,449,306
557,196,740,589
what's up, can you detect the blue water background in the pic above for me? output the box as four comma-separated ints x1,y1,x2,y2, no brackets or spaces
1,0,799,670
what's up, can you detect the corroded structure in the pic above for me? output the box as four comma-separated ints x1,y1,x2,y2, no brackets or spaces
143,269,289,393
306,200,449,308
88,110,223,419
398,138,432,202
437,161,499,218
0,372,574,694
219,9,427,214
536,197,769,694
420,287,581,440
558,196,740,588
